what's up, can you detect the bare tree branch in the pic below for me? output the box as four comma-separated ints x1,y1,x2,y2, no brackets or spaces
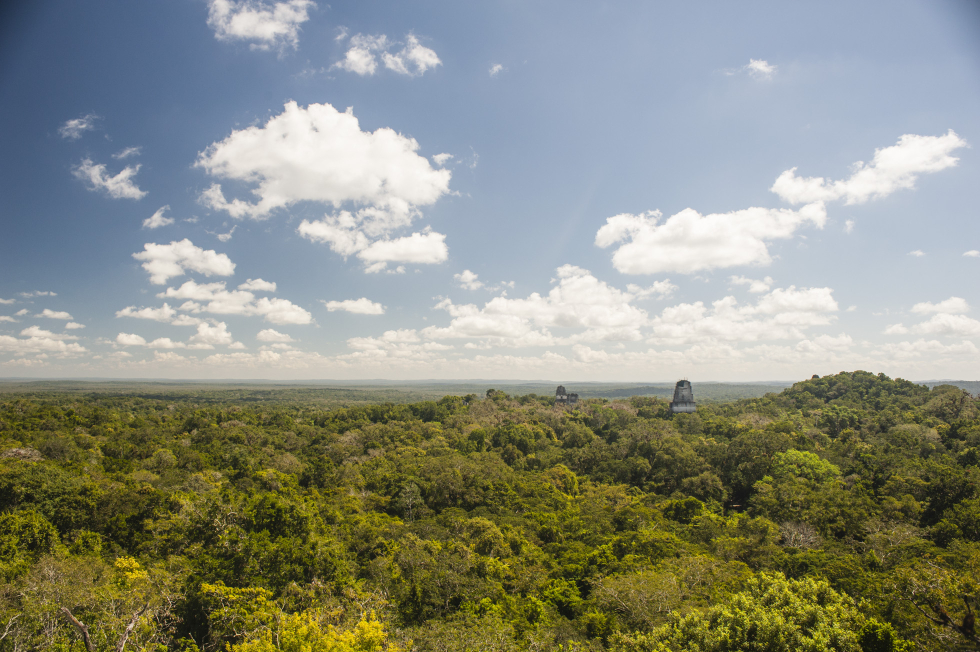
60,607,95,652
115,602,150,652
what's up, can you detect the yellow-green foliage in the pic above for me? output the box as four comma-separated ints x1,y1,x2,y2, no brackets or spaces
230,612,399,652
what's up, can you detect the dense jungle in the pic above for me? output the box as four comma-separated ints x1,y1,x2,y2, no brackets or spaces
1,370,979,651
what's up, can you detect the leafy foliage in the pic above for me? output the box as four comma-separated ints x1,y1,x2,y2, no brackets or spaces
0,371,976,650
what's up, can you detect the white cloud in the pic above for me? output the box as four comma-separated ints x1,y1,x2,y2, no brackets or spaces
214,226,237,242
771,130,967,205
964,250,979,258
911,297,969,315
206,0,315,51
334,33,388,75
0,326,86,356
489,63,504,77
334,33,440,77
651,286,839,345
299,225,448,273
132,239,235,284
116,321,239,350
433,153,453,166
595,204,826,274
382,34,441,76
744,59,776,79
73,158,147,200
626,280,677,299
116,303,202,324
0,298,14,305
113,146,142,160
844,220,855,234
159,279,312,324
878,338,979,360
884,323,909,335
36,309,72,320
143,205,175,229
19,291,56,298
909,250,925,257
117,333,147,346
423,265,655,346
0,317,15,323
58,114,99,140
322,298,385,315
238,278,276,292
190,321,236,347
909,314,980,337
15,309,29,316
65,322,85,329
198,101,451,268
344,329,452,363
730,275,773,293
256,328,293,342
455,270,483,290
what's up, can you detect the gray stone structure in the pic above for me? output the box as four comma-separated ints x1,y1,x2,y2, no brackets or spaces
669,379,696,413
555,385,579,405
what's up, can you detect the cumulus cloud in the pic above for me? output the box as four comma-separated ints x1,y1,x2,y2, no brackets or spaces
256,328,293,342
745,59,776,79
198,102,450,221
0,326,86,356
116,303,200,326
455,270,483,291
197,101,451,270
651,286,839,345
143,205,175,229
65,322,85,329
58,114,99,140
730,276,773,293
73,158,147,200
117,321,239,350
322,298,385,315
0,298,14,305
595,204,826,274
334,33,440,77
238,278,276,292
911,314,980,337
0,317,16,323
432,153,453,166
771,130,967,205
344,329,452,363
964,250,979,258
626,280,677,299
912,297,969,315
132,239,235,284
844,220,855,234
909,250,925,257
382,34,441,76
207,0,315,51
489,63,504,77
877,338,979,360
299,221,448,272
36,309,72,320
158,279,312,324
19,292,56,298
422,265,656,346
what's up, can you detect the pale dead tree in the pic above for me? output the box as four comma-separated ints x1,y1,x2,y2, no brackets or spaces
780,521,822,549
61,602,149,652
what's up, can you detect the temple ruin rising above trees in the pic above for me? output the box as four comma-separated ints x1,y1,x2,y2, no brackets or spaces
670,379,697,413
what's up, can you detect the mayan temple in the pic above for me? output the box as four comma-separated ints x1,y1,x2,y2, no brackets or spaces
669,379,696,413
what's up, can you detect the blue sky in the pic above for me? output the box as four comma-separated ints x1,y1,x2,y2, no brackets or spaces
1,0,979,381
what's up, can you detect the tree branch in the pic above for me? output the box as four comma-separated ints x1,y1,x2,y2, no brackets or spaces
115,602,150,652
60,607,95,652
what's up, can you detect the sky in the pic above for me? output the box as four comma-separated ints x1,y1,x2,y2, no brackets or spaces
1,0,979,382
